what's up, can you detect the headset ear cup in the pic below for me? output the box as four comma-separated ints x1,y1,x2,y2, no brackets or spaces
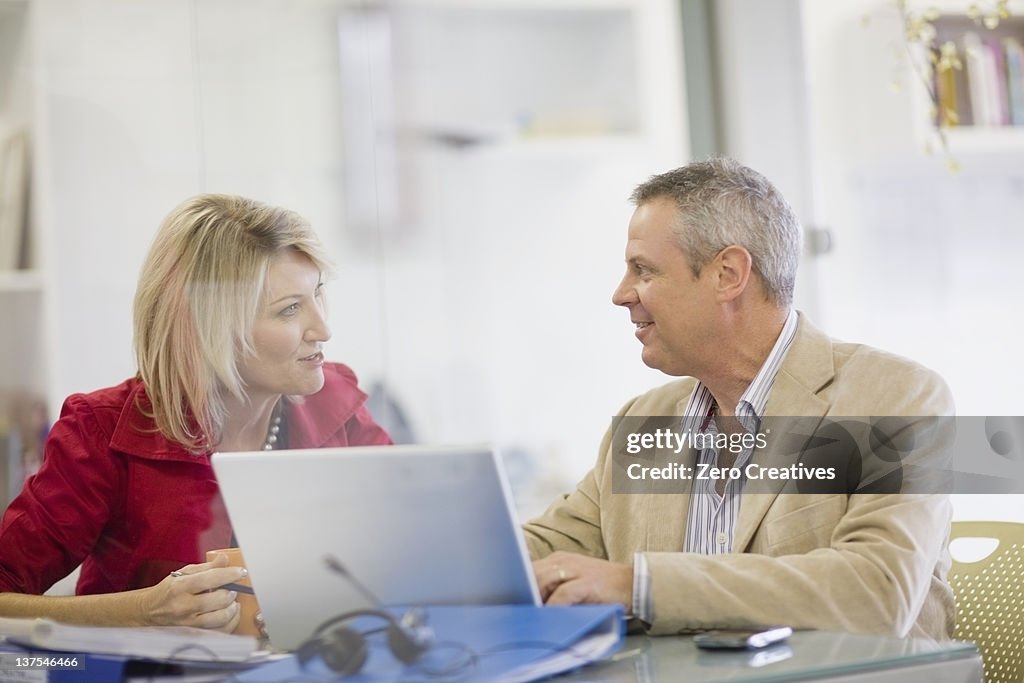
387,623,427,664
294,635,325,667
320,627,369,676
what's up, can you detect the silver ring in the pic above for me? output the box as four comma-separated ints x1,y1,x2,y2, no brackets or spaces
557,567,568,582
170,570,185,578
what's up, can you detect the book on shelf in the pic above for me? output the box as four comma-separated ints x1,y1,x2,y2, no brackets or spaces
1005,37,1024,125
963,31,1000,127
934,52,960,126
931,39,975,127
0,617,262,663
952,41,975,126
985,36,1011,125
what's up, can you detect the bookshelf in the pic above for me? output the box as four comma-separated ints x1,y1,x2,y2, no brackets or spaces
0,0,35,275
0,0,32,272
907,1,1024,153
0,0,44,510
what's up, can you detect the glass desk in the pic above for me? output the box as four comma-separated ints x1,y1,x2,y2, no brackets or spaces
0,627,978,682
556,631,982,682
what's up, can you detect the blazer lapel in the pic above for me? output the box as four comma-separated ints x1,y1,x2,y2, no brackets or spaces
733,314,835,553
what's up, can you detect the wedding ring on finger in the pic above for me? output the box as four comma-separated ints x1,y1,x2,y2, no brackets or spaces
557,567,569,583
170,570,186,578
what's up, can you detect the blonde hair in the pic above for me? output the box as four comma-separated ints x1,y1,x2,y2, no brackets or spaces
133,194,333,452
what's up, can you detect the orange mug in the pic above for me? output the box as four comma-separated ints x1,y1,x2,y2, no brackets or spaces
206,547,262,638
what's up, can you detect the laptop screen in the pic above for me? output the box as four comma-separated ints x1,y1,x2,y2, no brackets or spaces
212,444,541,650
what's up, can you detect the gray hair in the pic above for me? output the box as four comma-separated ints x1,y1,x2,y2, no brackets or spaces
630,158,802,305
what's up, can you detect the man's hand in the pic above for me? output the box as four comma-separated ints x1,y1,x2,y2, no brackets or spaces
533,551,634,611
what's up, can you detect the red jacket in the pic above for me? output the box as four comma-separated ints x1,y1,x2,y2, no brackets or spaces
0,363,391,595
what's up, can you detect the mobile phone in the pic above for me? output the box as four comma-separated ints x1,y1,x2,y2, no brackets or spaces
693,626,793,650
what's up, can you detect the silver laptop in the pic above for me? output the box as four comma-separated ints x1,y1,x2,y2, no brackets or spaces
211,444,541,650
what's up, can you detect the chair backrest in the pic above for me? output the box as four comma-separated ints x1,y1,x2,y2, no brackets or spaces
949,521,1024,683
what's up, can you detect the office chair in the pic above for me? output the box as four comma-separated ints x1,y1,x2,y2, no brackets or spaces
948,521,1024,683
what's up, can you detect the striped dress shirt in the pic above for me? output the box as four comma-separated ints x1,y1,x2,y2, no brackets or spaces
633,308,798,623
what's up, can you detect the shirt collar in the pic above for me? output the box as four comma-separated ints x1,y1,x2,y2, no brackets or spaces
684,308,799,433
109,381,199,461
737,307,799,417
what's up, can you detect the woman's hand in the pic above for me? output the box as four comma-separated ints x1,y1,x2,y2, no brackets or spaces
135,554,247,631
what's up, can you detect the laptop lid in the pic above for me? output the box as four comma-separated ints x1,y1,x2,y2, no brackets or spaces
211,444,541,650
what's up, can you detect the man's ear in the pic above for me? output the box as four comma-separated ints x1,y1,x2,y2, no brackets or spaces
713,245,753,302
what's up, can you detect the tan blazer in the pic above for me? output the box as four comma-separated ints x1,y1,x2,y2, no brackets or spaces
524,314,955,641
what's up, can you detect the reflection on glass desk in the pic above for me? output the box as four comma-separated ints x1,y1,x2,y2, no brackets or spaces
557,630,982,682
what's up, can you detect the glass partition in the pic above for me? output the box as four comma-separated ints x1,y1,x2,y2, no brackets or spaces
2,0,688,515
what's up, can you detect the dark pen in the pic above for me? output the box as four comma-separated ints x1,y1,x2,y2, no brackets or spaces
219,582,256,595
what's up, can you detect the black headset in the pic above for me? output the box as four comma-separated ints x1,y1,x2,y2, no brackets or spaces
295,607,434,677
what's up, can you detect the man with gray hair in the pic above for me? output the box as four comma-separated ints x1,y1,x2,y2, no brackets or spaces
524,158,954,640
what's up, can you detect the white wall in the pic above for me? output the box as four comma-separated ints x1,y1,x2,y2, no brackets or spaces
34,0,201,405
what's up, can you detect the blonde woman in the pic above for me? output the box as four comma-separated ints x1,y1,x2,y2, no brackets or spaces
0,195,391,629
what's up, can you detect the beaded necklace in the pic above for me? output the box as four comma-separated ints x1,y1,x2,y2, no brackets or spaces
262,402,283,451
